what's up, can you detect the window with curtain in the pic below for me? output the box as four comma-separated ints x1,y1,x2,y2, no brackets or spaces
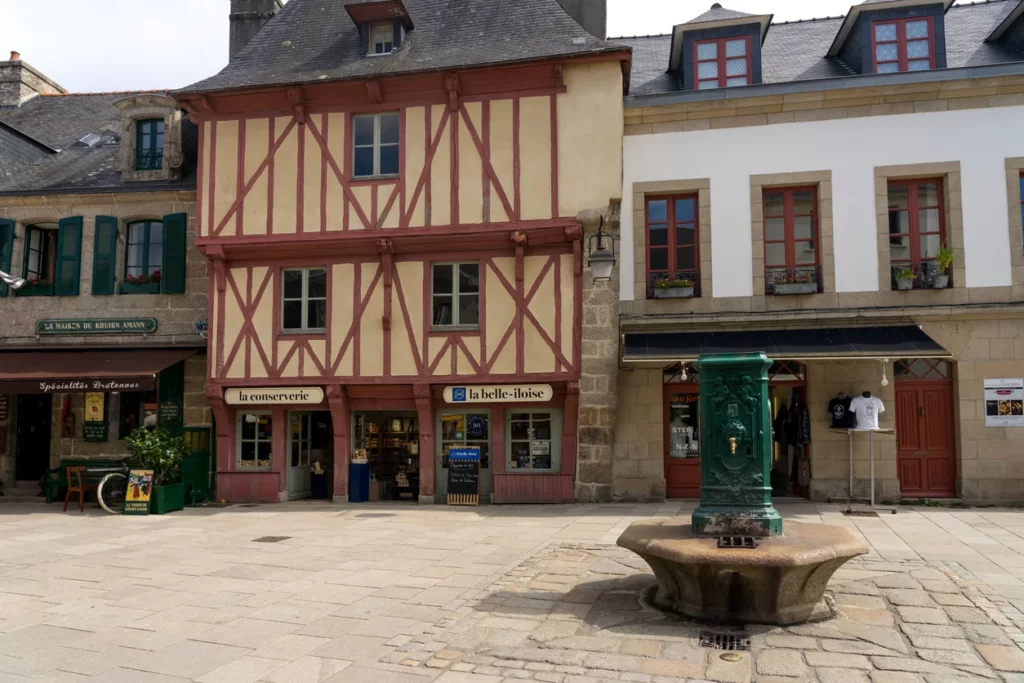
125,221,163,285
873,18,933,74
763,187,820,294
694,37,750,90
370,23,395,55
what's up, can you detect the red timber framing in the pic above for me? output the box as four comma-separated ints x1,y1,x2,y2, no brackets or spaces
179,54,622,505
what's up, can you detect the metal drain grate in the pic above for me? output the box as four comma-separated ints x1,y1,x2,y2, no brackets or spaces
843,510,879,518
717,536,759,549
356,513,398,518
699,631,750,651
253,536,291,543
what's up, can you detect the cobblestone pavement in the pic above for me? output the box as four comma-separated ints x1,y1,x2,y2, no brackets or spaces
3,501,1024,682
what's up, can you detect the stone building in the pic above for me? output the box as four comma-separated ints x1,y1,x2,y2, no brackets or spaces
581,0,1024,505
0,53,209,496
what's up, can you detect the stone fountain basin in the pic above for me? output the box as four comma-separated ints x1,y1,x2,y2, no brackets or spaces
618,519,869,626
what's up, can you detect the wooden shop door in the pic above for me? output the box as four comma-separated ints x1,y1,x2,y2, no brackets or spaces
664,387,701,498
895,379,956,498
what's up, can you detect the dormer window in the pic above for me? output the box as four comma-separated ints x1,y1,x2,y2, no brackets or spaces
873,18,934,73
370,23,395,55
695,37,751,90
135,118,164,170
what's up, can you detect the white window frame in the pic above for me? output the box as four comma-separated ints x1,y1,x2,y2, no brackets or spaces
281,267,327,333
237,410,273,471
506,409,562,473
352,112,400,179
369,23,395,56
431,262,480,329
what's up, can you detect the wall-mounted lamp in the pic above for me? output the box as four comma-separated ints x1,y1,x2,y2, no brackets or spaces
587,216,615,282
880,358,890,387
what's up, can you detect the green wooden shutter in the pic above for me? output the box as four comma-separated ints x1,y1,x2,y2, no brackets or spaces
162,212,187,294
92,216,118,295
0,218,14,297
158,360,186,437
55,216,83,296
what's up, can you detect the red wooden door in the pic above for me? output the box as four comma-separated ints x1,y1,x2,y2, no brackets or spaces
896,380,956,497
664,387,701,498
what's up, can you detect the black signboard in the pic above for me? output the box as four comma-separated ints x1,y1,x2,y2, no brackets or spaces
447,447,480,506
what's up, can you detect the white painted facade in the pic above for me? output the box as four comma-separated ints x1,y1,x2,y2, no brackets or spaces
621,105,1024,301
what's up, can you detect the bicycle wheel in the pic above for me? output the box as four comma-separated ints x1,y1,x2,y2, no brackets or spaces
97,472,128,514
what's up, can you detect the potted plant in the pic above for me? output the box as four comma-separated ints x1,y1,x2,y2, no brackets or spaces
119,270,162,295
931,244,953,289
16,276,54,296
653,278,695,299
894,266,916,291
125,427,186,514
773,271,818,296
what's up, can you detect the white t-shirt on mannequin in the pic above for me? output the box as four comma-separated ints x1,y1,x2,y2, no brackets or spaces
849,395,885,430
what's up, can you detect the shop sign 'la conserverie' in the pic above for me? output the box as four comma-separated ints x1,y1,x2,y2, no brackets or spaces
224,387,326,405
443,384,553,404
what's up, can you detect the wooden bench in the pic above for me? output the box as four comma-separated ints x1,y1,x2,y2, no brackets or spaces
44,459,127,504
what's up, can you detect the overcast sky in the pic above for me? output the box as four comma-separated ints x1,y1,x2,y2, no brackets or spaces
1,0,959,92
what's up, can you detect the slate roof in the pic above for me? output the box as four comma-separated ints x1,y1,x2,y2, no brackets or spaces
686,5,757,24
618,0,1024,97
177,0,628,95
0,93,197,194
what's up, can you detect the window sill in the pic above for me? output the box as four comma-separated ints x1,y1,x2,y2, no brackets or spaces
279,329,327,337
429,326,481,335
119,282,161,295
236,466,273,473
350,175,400,186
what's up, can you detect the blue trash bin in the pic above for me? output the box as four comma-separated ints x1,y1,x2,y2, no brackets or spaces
348,461,370,503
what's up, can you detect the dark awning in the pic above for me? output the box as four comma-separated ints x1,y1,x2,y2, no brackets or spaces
0,349,197,394
623,326,950,364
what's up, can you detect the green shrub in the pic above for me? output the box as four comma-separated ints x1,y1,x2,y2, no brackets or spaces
124,427,185,486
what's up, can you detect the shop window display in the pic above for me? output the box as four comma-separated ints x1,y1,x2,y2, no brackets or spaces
508,411,560,471
440,412,489,471
119,391,158,438
238,412,273,469
668,394,700,460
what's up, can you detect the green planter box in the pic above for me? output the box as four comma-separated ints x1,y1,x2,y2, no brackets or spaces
119,281,161,295
151,483,185,514
16,282,54,297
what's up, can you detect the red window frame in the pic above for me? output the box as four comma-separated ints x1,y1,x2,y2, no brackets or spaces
871,17,935,74
694,36,752,90
762,186,820,293
645,194,700,297
887,177,946,288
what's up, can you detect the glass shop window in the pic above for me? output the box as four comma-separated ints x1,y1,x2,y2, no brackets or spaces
508,410,562,472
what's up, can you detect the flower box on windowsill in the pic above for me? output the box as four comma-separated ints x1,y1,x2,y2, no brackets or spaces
652,286,695,299
773,282,818,296
895,278,915,291
119,281,161,295
931,274,950,289
16,281,54,297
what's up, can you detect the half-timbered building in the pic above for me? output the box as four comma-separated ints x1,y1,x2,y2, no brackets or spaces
174,0,627,503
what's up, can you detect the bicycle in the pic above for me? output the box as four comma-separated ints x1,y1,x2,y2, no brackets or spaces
90,460,135,514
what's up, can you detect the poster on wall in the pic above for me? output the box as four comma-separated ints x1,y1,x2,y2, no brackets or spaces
984,379,1024,427
83,392,108,443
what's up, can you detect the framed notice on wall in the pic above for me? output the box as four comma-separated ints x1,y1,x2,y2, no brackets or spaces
83,393,108,443
985,379,1024,427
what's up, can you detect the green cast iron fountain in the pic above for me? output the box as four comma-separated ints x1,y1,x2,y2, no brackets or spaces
618,352,867,625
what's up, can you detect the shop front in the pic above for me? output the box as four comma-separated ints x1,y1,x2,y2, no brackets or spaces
212,381,578,505
0,348,205,493
618,325,959,504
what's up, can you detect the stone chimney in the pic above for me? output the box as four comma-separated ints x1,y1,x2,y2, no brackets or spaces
0,52,65,108
230,0,284,60
556,0,607,40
